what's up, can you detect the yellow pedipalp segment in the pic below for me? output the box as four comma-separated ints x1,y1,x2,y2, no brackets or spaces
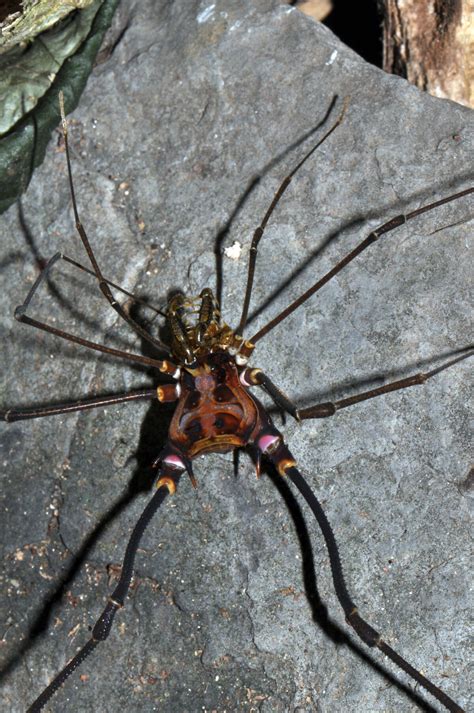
277,458,297,477
156,476,176,494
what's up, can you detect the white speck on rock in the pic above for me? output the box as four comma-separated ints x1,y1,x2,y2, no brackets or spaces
224,240,242,260
197,4,215,24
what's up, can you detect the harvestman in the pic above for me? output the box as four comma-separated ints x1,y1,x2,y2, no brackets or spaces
1,94,472,712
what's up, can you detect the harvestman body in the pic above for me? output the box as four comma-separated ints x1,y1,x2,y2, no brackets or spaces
1,94,472,712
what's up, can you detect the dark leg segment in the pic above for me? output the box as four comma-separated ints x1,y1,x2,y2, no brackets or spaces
249,186,473,344
297,348,473,419
242,347,472,422
15,310,166,371
37,251,166,318
1,388,157,422
13,260,169,370
61,254,166,317
59,93,168,353
241,367,299,419
26,466,184,713
259,432,465,712
286,466,464,713
236,98,349,336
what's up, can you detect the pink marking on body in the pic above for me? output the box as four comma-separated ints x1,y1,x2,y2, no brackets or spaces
163,454,186,470
257,434,280,454
239,369,252,387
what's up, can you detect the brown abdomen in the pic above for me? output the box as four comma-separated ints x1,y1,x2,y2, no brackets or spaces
168,354,259,458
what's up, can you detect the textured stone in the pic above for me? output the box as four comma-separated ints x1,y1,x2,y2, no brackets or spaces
0,1,472,711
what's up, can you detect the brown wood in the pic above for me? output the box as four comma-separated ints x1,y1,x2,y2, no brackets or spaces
381,0,472,107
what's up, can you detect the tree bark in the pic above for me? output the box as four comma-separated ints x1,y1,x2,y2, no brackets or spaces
381,0,473,107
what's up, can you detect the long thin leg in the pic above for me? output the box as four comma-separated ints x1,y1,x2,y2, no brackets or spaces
34,251,169,353
15,310,167,372
1,388,157,422
26,465,184,713
16,249,167,352
297,348,473,419
13,258,173,372
286,466,464,713
45,251,167,318
258,430,465,713
249,186,473,344
59,93,166,354
236,97,349,336
241,347,473,420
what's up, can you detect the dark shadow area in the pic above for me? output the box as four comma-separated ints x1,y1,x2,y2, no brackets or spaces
245,174,474,337
265,466,439,712
17,203,170,358
246,213,364,327
1,328,155,374
0,301,174,686
214,96,339,308
322,0,383,68
0,1,22,25
283,345,474,413
0,251,24,271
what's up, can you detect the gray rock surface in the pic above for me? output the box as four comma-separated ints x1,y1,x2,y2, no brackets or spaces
0,1,472,711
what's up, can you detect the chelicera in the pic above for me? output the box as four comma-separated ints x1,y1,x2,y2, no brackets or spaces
1,93,472,712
